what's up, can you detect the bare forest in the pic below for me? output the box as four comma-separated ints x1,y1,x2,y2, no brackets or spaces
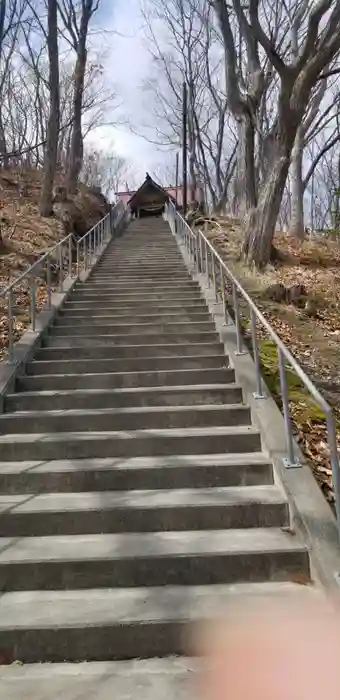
1,0,340,499
0,0,131,220
139,0,340,502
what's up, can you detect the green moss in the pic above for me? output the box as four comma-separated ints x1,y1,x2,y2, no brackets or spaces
258,339,325,423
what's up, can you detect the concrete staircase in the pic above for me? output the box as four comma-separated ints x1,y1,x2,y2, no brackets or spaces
0,218,310,668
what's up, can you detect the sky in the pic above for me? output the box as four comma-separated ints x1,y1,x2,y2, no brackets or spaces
86,0,165,188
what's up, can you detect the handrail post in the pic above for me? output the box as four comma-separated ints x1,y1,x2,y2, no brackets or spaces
277,347,300,468
30,272,36,331
204,239,209,285
212,253,218,301
68,236,72,278
47,257,52,308
325,410,340,537
76,242,80,278
195,234,200,273
219,262,229,325
58,245,63,292
250,308,265,399
198,232,203,273
232,282,243,355
7,290,14,363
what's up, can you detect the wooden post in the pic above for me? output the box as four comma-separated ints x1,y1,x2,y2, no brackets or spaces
175,152,179,208
182,82,188,216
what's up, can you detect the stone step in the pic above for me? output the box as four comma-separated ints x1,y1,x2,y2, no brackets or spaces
0,485,288,537
56,311,212,324
0,425,262,461
7,383,242,412
63,300,208,312
0,453,273,494
36,342,224,360
94,263,185,272
0,528,309,592
90,269,188,277
99,248,181,255
96,250,182,255
84,275,194,283
0,658,195,700
97,250,182,254
80,279,199,289
0,580,316,664
50,322,216,337
25,355,228,376
94,257,184,263
94,249,183,254
0,404,251,434
102,244,178,250
88,272,190,281
71,291,204,302
93,270,186,278
43,332,220,346
81,284,198,294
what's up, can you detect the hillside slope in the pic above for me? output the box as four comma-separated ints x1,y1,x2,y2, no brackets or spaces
0,168,110,360
199,216,340,506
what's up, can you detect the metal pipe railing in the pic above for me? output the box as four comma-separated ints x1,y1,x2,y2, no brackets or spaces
165,199,340,536
1,199,126,364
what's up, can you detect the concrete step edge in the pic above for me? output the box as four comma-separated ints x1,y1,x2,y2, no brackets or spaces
39,342,224,352
8,383,240,399
0,485,287,515
1,403,249,419
0,527,307,564
0,452,272,473
0,425,261,444
21,365,232,378
26,355,228,369
52,322,216,331
0,581,316,632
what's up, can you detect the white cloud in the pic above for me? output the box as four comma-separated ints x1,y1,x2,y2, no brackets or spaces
86,0,161,185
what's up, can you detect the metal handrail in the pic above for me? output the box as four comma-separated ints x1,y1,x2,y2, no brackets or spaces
76,200,126,275
165,199,340,535
1,198,126,364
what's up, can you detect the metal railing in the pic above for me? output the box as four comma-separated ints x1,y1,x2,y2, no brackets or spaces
76,199,126,276
1,198,126,364
165,199,340,534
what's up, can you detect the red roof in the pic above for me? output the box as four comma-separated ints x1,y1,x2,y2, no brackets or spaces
116,191,136,205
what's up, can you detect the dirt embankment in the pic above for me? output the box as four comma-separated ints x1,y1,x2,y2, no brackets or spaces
196,215,340,506
0,168,110,360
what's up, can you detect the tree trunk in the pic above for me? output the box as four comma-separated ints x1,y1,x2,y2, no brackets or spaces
232,115,257,216
40,0,60,217
67,47,86,194
0,109,8,168
288,126,305,239
243,151,291,268
187,115,197,204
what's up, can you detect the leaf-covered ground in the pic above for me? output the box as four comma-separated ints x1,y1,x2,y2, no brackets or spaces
201,216,340,506
0,168,105,360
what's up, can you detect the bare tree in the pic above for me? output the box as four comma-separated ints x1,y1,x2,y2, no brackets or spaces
0,0,31,165
139,0,237,210
40,0,60,216
58,0,100,193
213,0,340,266
81,148,136,198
